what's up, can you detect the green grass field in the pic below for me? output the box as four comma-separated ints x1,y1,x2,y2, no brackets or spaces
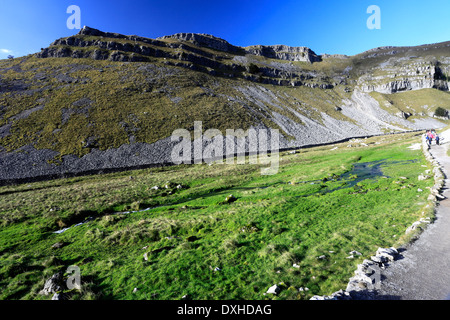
0,131,436,300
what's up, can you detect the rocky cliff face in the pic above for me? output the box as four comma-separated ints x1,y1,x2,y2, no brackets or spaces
245,44,321,63
157,33,243,54
157,33,321,63
353,44,450,94
357,60,450,94
37,26,329,88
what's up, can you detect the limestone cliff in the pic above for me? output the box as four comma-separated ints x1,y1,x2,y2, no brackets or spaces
37,27,450,96
354,44,450,94
245,44,321,63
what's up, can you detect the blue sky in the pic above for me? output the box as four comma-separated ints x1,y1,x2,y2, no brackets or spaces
1,0,450,59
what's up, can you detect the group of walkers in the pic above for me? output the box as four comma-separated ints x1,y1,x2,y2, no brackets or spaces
426,129,441,146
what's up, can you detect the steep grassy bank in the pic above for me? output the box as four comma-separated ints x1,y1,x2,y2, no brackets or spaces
0,131,435,300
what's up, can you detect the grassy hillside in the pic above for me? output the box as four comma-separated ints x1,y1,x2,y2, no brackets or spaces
370,89,450,119
0,131,435,300
0,56,265,160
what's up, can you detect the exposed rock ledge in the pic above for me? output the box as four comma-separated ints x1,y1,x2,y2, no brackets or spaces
43,26,322,64
157,32,243,54
244,44,321,63
158,32,321,63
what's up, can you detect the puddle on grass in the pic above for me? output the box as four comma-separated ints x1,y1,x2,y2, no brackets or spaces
339,160,387,186
53,199,200,234
53,185,189,234
259,159,394,190
53,217,94,234
53,159,417,234
52,206,163,234
290,159,418,198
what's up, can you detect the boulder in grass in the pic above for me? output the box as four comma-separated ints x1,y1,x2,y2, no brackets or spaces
225,194,237,203
39,272,63,296
375,247,398,262
266,284,280,295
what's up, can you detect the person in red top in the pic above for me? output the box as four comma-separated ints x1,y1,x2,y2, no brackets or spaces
426,130,432,146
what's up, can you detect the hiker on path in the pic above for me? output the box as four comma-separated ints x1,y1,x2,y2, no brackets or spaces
426,130,432,146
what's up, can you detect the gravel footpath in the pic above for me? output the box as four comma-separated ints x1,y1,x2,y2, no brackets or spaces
376,130,450,300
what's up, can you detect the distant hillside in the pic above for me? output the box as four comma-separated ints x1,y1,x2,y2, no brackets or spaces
0,26,449,182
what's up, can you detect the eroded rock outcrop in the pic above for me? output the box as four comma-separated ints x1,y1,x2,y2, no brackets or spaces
357,58,450,94
157,32,242,54
36,26,328,88
245,44,321,63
